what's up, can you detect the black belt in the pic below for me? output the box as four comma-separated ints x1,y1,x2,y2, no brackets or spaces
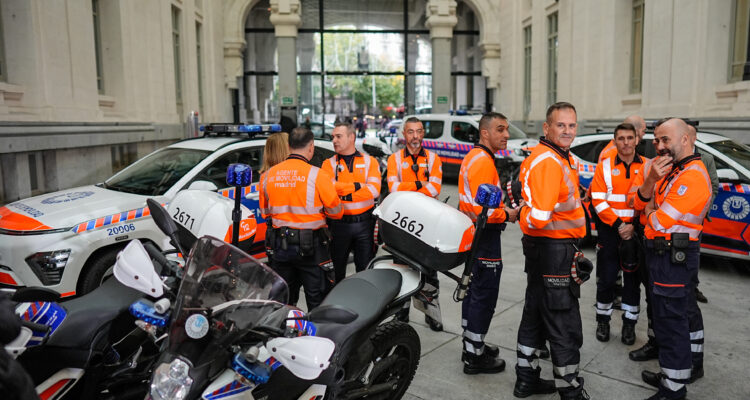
644,238,700,250
329,209,374,223
274,227,327,245
521,234,577,245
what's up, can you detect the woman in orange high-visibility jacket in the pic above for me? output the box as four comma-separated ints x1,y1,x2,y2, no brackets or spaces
589,124,646,345
259,128,342,311
632,118,710,400
322,123,382,284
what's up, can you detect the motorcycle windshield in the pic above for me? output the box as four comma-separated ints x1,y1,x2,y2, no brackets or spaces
166,236,289,363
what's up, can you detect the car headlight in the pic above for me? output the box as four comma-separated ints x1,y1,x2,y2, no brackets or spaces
25,249,71,285
150,357,194,400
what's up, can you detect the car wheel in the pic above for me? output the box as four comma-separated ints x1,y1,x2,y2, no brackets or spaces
78,248,121,296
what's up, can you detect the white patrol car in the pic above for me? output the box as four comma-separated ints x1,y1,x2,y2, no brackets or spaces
571,130,750,261
0,125,336,297
373,113,538,179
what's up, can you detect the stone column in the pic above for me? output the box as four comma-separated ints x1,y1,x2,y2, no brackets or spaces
270,0,301,125
425,0,457,114
480,42,501,112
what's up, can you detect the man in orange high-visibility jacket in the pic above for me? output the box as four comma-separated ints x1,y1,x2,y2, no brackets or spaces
633,118,710,400
322,123,381,284
514,102,588,400
386,116,444,332
457,112,528,378
597,115,647,163
589,123,646,345
260,127,343,310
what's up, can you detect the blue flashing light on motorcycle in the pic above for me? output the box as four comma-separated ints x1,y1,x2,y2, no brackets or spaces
231,353,271,384
226,163,252,187
129,300,170,328
474,183,503,209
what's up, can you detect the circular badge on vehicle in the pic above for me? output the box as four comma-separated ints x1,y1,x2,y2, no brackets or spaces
185,313,209,339
41,191,94,204
722,195,750,221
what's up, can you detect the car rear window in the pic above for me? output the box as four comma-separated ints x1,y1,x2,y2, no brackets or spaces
104,148,210,196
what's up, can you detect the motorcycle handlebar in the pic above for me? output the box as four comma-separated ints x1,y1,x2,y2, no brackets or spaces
142,242,182,278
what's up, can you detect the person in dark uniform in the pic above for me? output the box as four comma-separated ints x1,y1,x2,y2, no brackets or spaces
322,123,381,283
259,127,343,310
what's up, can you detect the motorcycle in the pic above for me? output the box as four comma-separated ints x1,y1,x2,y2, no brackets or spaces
125,162,503,400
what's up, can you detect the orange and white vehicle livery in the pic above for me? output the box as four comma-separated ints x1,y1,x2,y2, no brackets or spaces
0,124,336,297
571,130,750,261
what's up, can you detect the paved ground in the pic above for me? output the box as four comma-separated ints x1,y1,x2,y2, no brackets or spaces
326,181,750,400
389,181,750,400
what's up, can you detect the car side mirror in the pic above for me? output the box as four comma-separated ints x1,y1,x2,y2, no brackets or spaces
187,180,219,191
717,168,740,182
475,183,503,209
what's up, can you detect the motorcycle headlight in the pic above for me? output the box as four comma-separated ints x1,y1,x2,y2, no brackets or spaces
25,249,71,285
150,357,194,400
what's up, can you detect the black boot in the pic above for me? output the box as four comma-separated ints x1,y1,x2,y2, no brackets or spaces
621,322,636,345
630,340,659,361
641,370,662,388
513,378,556,398
596,321,610,342
689,366,704,383
461,342,499,362
559,377,589,400
463,352,505,375
425,315,443,332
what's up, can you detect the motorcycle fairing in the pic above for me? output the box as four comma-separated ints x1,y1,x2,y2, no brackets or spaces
201,369,253,400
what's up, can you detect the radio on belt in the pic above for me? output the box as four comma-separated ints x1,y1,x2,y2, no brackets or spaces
373,191,475,271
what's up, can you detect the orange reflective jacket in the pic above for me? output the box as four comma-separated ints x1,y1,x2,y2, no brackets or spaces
633,155,711,241
458,146,507,223
590,154,645,227
519,138,585,239
259,155,343,230
386,148,442,198
321,152,382,215
598,139,617,163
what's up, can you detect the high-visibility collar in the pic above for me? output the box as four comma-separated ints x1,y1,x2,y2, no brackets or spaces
614,153,643,166
287,154,310,164
657,153,703,196
402,146,427,162
334,150,361,179
540,137,573,167
474,143,496,160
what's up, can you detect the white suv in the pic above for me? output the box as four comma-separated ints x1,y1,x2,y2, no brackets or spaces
0,128,335,296
374,113,538,179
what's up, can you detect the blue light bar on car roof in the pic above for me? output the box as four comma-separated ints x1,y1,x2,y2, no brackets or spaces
199,124,282,135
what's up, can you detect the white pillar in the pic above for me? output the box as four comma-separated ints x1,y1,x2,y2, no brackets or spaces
426,0,457,114
270,0,301,125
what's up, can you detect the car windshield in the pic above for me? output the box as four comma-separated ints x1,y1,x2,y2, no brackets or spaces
104,148,210,196
707,140,750,171
508,123,527,140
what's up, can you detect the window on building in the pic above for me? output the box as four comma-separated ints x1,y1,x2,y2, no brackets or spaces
730,0,750,82
523,25,532,117
172,5,182,106
547,12,558,106
92,0,104,93
196,21,204,113
111,144,137,174
630,0,644,93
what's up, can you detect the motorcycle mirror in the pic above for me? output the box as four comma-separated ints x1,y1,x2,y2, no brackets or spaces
474,183,503,209
113,240,164,297
307,304,358,324
147,199,178,237
266,336,335,380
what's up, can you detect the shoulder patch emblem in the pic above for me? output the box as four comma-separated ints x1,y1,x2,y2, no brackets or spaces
612,169,620,176
677,185,688,196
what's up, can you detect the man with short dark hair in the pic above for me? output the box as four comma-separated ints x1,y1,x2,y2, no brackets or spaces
590,123,645,344
322,123,381,284
386,116,444,331
260,127,343,310
515,102,589,400
458,112,526,376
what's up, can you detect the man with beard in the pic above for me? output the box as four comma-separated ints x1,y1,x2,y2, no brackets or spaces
633,118,710,400
515,102,588,400
386,116,444,331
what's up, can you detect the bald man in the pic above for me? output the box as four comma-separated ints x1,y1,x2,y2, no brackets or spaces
634,118,710,400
